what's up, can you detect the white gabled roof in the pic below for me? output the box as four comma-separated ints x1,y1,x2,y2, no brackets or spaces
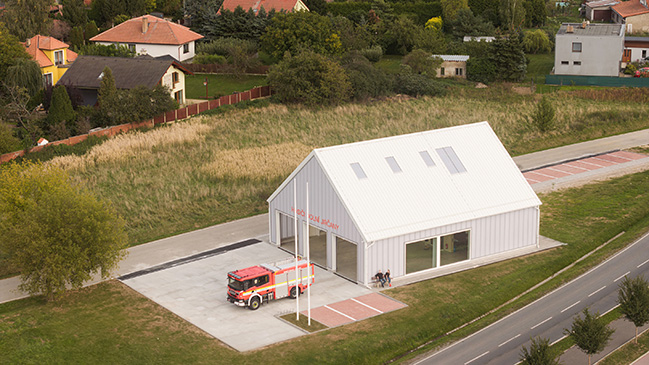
269,122,541,243
432,54,470,62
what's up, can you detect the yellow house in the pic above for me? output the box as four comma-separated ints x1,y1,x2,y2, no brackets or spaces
23,35,78,86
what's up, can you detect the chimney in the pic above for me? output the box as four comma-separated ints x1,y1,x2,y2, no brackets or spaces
26,38,31,47
566,25,574,33
142,17,149,33
581,20,587,28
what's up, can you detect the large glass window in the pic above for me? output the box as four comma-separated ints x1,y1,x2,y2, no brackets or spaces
440,231,469,266
406,238,437,274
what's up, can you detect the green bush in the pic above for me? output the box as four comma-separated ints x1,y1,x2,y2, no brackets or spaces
268,51,351,105
342,52,393,100
196,37,258,56
624,63,638,75
46,85,76,139
0,123,23,154
393,70,447,97
403,49,442,76
522,29,552,54
359,45,383,62
466,56,497,83
193,54,227,64
530,96,556,132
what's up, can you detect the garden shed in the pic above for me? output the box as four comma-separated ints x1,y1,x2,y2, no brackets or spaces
267,122,541,286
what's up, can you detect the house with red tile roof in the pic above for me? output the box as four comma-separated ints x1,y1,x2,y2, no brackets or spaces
90,15,204,62
22,35,78,87
612,0,649,33
219,0,309,14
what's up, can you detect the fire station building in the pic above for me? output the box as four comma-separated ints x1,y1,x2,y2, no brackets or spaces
266,122,541,286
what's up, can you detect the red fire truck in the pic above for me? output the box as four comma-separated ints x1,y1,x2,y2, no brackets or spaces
226,257,314,310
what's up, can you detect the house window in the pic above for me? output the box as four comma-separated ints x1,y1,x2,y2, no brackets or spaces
455,68,463,76
183,43,190,54
174,90,183,103
572,42,582,52
128,43,136,52
561,61,569,65
54,50,64,65
440,67,445,76
574,61,581,66
172,72,179,87
643,50,647,59
627,23,633,33
43,73,53,87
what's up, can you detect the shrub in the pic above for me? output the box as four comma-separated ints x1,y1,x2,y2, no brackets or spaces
193,54,227,64
359,45,383,62
425,16,443,31
268,51,351,105
530,96,556,132
624,63,638,75
393,70,447,97
466,56,497,83
0,123,22,154
342,52,393,100
522,29,552,54
196,37,259,56
403,49,442,77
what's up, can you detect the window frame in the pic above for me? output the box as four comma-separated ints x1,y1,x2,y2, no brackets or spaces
572,42,582,53
54,50,64,65
183,43,190,54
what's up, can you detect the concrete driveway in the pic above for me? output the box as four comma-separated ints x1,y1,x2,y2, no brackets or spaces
120,241,372,352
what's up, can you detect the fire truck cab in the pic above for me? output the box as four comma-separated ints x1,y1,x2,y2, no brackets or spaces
226,258,314,310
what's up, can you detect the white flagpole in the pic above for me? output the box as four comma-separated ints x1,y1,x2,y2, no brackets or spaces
294,179,299,321
306,182,311,326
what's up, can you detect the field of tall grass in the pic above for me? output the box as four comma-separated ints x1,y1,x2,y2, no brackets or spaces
44,86,649,245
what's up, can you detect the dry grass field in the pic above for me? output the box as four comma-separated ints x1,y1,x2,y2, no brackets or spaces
47,86,649,245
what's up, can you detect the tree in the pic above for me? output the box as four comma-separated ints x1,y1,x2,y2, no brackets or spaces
341,51,392,100
303,0,327,15
61,0,89,29
46,85,76,138
441,0,469,23
492,36,527,81
84,21,99,42
519,337,561,365
618,275,649,344
0,84,43,147
564,308,615,365
529,96,556,132
450,8,495,39
524,0,547,27
261,12,343,61
522,29,551,54
403,49,443,77
0,161,128,301
2,0,53,41
4,58,44,100
378,15,420,55
184,0,224,32
500,0,526,31
0,122,22,154
425,16,443,32
77,43,136,57
268,51,351,105
0,22,32,82
96,66,120,125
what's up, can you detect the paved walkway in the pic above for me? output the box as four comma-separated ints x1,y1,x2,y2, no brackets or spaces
300,293,406,328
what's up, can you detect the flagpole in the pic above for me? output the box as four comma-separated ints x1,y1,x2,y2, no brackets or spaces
293,179,299,321
306,182,311,326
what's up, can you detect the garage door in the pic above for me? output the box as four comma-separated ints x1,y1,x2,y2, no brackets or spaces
336,236,357,281
278,212,296,253
306,224,327,267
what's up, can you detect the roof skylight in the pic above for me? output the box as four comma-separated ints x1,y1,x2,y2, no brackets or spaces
419,151,436,167
350,162,368,179
436,147,466,174
385,156,402,173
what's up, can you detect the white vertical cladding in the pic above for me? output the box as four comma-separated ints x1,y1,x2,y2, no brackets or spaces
365,207,539,282
268,156,363,258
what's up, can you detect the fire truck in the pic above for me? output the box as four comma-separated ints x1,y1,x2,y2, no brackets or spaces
226,257,314,310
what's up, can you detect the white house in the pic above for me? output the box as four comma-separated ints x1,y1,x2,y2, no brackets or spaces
554,23,624,76
90,15,204,62
267,122,541,286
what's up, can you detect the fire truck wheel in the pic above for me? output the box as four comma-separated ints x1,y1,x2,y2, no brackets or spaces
249,296,261,310
290,286,300,299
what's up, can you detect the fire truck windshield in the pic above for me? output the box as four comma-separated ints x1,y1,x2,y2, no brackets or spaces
228,277,245,291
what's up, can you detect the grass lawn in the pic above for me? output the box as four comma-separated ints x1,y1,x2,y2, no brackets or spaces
3,169,649,363
184,74,267,100
526,53,555,84
600,326,649,364
375,54,403,74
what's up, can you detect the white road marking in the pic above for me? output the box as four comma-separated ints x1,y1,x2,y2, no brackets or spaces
531,317,553,330
498,334,521,347
639,259,649,268
351,298,382,313
588,286,606,297
324,305,356,321
561,301,581,313
550,335,568,346
465,351,489,365
615,272,630,282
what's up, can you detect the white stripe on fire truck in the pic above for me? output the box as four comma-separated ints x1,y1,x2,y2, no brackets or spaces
351,298,383,313
240,274,314,296
324,305,356,321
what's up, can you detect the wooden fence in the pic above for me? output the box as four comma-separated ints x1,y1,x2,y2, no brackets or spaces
0,85,272,164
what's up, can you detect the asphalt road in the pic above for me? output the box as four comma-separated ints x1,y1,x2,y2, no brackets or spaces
414,231,649,365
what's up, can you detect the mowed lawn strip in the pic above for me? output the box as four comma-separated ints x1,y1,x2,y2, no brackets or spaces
184,74,267,99
3,170,649,364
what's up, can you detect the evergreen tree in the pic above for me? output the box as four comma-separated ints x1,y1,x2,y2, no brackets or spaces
492,36,526,81
47,85,76,127
61,0,89,29
97,66,120,125
0,22,32,82
3,0,53,40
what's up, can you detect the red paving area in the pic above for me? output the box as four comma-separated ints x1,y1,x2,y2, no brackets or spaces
300,293,407,328
523,151,648,185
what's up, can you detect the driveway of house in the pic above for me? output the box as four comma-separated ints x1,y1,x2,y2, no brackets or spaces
120,241,372,352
